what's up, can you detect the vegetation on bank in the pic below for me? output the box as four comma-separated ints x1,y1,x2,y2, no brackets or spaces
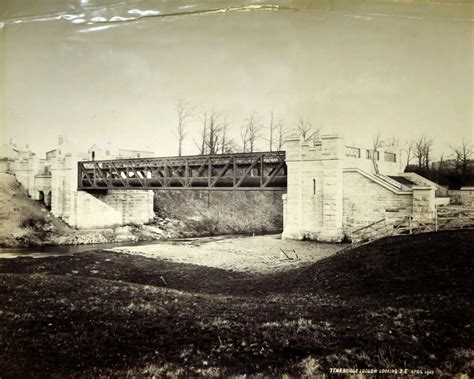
154,190,284,236
0,230,472,377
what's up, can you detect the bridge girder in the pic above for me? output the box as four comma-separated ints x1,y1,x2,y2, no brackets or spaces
78,152,287,191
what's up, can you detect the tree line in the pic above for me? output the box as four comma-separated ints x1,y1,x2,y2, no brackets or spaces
405,137,473,189
173,99,319,156
370,134,473,189
173,99,473,188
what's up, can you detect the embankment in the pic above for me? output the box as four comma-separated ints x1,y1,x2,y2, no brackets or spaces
0,173,177,247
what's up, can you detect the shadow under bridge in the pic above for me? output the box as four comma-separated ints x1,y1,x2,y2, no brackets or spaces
78,151,287,191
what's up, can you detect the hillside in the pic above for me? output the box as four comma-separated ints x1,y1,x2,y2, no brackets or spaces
0,230,472,377
0,173,175,247
273,230,474,298
0,173,69,246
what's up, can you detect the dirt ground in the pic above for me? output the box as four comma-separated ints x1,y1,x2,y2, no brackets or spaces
0,230,472,378
110,234,347,273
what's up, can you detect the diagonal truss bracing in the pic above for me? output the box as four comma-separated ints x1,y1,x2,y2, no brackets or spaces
78,151,287,191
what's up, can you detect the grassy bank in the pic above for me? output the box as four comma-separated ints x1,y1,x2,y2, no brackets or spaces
0,230,472,377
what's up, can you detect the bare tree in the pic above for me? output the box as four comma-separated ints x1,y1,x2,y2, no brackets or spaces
275,120,289,151
404,140,415,167
194,110,232,155
292,119,321,145
195,111,208,155
295,119,314,141
413,136,433,171
451,138,473,179
435,153,445,183
205,111,221,155
220,120,236,154
240,123,250,153
423,139,433,171
174,99,194,156
372,133,384,174
414,137,425,168
266,111,285,151
241,113,263,152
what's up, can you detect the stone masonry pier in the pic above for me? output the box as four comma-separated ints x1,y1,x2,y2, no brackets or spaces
50,154,154,229
282,135,437,242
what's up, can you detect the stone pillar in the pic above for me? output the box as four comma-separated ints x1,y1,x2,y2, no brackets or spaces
412,186,436,222
319,135,345,242
281,138,323,240
282,134,345,242
50,154,79,224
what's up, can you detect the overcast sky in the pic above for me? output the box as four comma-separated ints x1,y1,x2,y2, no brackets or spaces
1,0,473,157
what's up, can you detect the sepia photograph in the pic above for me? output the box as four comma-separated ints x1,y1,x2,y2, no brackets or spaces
0,0,473,377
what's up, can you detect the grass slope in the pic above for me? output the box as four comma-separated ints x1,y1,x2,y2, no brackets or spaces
0,173,69,246
0,231,472,377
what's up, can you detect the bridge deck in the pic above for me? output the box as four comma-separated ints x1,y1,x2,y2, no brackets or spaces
78,151,287,191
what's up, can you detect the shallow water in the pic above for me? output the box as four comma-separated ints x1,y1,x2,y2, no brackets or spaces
0,237,208,259
0,235,274,259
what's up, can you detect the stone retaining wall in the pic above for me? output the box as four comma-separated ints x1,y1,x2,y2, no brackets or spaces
69,190,154,229
342,171,412,235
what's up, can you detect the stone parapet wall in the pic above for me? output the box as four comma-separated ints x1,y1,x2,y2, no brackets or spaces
343,147,401,176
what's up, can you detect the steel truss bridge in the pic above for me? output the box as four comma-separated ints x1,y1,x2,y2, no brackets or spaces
78,152,287,191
